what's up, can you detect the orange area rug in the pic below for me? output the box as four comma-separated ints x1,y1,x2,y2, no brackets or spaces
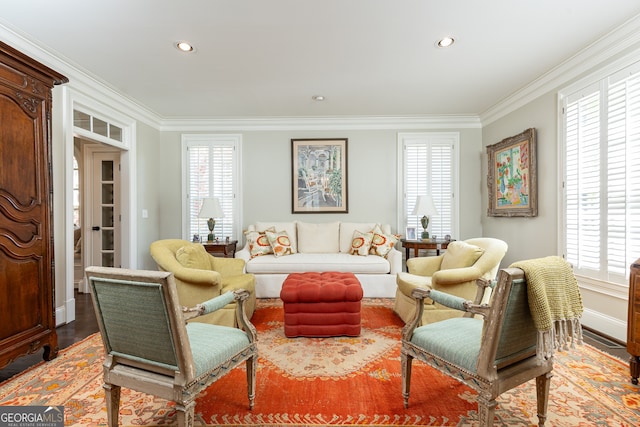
1,299,639,426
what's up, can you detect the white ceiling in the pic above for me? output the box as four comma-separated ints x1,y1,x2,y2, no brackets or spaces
1,0,640,119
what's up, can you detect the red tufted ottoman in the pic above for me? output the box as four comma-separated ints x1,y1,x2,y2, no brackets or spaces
280,272,363,338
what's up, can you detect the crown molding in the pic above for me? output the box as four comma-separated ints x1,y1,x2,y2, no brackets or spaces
480,14,640,126
158,115,481,132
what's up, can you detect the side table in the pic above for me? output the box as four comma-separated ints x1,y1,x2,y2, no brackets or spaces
203,240,237,258
400,239,453,271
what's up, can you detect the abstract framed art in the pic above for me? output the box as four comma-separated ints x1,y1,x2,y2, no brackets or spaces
292,138,348,213
487,128,537,217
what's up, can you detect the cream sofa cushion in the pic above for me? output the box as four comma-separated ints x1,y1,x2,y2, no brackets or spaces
255,221,297,253
339,222,378,253
440,241,485,270
245,253,390,274
297,221,340,253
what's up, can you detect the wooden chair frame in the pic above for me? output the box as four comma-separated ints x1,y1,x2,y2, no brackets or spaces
86,266,257,427
401,267,554,426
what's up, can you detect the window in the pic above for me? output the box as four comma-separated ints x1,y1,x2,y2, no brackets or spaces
399,132,458,238
562,61,640,285
182,134,241,241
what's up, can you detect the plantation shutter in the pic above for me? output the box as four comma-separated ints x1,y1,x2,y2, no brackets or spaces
563,63,640,284
403,134,455,238
185,137,237,241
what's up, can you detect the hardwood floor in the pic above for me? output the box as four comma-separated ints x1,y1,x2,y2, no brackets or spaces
0,291,99,383
0,293,631,383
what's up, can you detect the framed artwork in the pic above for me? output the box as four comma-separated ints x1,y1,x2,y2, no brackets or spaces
292,138,348,213
487,128,538,217
405,227,417,241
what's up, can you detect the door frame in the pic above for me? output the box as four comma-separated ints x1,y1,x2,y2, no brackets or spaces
59,86,137,324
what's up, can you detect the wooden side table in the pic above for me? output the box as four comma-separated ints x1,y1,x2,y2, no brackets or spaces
203,240,237,258
400,239,452,268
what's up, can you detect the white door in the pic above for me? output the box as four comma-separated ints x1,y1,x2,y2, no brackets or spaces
89,151,121,268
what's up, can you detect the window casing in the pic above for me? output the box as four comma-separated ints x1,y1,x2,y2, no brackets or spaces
399,132,458,239
182,134,241,241
562,61,640,286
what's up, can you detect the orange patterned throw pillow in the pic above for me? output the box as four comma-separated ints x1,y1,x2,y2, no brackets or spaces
244,227,275,258
350,230,373,256
266,230,294,257
369,225,400,257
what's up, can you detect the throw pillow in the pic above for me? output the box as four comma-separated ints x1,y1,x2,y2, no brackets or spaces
266,230,294,257
244,227,275,258
349,230,373,256
440,241,485,270
175,243,210,270
297,221,340,253
369,224,400,258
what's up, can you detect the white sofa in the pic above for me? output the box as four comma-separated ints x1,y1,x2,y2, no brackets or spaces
235,221,402,298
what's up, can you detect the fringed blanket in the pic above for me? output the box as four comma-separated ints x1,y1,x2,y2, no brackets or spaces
510,256,584,361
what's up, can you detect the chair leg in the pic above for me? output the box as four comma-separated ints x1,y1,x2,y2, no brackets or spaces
477,392,497,427
246,355,257,409
535,372,552,426
175,401,196,427
103,383,121,427
401,352,412,408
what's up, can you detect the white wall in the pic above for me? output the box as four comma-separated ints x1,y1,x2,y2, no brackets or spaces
156,128,483,244
481,92,558,268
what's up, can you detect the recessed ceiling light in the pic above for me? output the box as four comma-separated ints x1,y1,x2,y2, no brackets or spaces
312,95,325,101
436,37,455,48
176,41,194,52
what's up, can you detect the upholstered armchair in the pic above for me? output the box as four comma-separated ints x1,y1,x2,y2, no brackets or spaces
85,266,258,427
150,239,256,327
401,268,554,426
394,238,507,325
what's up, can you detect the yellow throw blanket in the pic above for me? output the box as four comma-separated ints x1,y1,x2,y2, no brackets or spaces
510,256,584,361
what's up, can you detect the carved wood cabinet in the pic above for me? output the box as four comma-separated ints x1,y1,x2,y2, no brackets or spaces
0,42,67,369
628,258,640,384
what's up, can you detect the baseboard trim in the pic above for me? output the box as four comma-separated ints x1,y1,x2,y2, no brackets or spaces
581,308,627,344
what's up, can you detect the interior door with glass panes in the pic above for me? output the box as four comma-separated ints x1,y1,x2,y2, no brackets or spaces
91,152,120,268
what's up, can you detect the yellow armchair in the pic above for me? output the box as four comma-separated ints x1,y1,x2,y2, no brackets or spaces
394,238,507,325
150,239,256,327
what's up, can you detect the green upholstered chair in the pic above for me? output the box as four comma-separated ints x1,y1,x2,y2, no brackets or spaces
150,239,256,327
394,237,508,325
401,267,554,427
85,266,258,427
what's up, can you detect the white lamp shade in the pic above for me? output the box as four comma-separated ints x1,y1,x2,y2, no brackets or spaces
198,197,225,219
411,195,438,216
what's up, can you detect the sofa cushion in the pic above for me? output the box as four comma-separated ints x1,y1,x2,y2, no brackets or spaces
266,230,294,257
255,221,298,253
244,227,275,258
245,253,391,274
297,221,340,253
350,230,373,256
370,224,400,258
339,222,378,253
175,243,210,270
440,241,485,270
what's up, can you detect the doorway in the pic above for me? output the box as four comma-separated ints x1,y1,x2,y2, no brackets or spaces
73,138,122,293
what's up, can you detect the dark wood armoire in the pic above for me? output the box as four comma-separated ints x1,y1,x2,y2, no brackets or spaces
0,42,68,369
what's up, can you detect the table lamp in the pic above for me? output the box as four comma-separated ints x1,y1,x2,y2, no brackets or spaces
411,195,438,240
198,197,224,242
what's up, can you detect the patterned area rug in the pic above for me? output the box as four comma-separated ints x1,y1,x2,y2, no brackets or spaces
1,298,639,426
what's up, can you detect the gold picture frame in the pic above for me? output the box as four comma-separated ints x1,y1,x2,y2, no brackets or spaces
487,128,537,217
292,138,348,213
